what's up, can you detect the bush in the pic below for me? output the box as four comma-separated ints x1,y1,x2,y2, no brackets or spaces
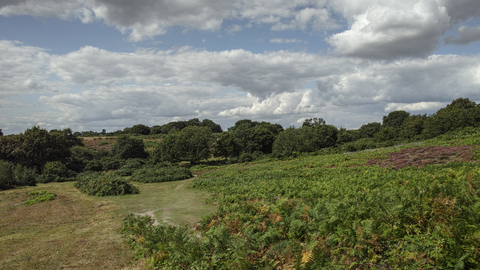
0,160,37,190
115,158,147,176
239,152,254,163
100,156,125,171
37,161,76,183
74,171,140,196
131,164,192,183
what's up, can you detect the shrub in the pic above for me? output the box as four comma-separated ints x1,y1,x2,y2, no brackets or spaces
239,152,254,163
0,160,37,189
37,161,76,183
131,164,192,183
74,171,140,196
100,156,125,171
115,158,147,176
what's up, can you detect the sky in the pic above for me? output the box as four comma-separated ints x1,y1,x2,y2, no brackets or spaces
1,0,480,135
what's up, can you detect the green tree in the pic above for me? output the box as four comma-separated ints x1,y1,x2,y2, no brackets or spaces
0,129,3,136
302,118,325,128
214,132,241,159
422,98,480,139
201,119,223,133
110,135,148,159
151,134,178,163
399,114,427,140
337,127,353,144
130,124,151,135
272,127,304,155
150,125,163,135
382,110,410,129
359,122,381,138
175,126,214,163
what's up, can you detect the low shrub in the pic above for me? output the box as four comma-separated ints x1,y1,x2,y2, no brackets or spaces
131,164,192,183
239,152,254,163
74,171,140,196
115,158,147,176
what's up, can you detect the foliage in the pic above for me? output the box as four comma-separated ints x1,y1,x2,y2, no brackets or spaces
130,124,151,135
175,126,214,163
115,158,147,176
23,190,56,205
359,122,381,139
37,161,76,183
337,127,353,144
238,152,254,163
131,164,193,183
201,119,223,133
0,129,2,136
273,124,338,156
399,114,427,140
74,171,140,196
213,132,242,159
0,160,37,190
110,135,148,159
423,98,480,139
302,117,325,128
151,134,179,163
382,110,410,129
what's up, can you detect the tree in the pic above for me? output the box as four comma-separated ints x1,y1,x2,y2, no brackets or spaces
130,124,151,135
150,125,163,135
359,122,381,138
175,126,214,163
110,135,148,159
0,129,3,136
382,110,410,129
272,127,304,155
201,119,222,133
214,132,241,159
337,127,353,144
422,98,480,139
152,134,178,163
302,118,325,128
399,114,427,140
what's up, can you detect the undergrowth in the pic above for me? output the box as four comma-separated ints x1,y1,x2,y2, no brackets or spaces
23,190,56,205
74,171,140,196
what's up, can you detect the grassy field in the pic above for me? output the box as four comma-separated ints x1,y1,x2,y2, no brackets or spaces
0,177,215,269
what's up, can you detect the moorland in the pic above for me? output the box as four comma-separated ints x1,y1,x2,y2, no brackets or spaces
1,97,480,269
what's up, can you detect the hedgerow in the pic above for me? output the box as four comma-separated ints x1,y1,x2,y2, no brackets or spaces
74,171,139,196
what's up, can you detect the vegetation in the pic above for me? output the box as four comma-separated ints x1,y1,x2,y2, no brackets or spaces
23,190,56,205
123,129,480,269
131,164,193,183
74,172,140,196
0,160,37,190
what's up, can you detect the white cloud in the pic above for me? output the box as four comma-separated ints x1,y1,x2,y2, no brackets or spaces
445,25,480,45
384,102,445,112
327,0,451,59
270,38,303,43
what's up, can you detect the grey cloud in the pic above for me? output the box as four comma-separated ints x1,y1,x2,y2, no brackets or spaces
445,25,480,45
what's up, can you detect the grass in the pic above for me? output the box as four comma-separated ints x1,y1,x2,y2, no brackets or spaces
0,176,215,269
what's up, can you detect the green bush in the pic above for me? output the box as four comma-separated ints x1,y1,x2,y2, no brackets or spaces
74,171,140,196
100,156,125,171
24,190,56,205
115,158,147,176
0,160,37,190
131,164,192,183
239,152,254,163
37,161,76,183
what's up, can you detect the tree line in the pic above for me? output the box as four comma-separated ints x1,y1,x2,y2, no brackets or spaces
1,97,480,189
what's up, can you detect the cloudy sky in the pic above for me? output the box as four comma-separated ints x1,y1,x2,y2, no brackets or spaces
1,0,480,134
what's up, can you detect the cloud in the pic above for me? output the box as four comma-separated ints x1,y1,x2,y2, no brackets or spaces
327,0,451,59
269,38,303,43
384,102,445,112
316,54,480,106
445,25,480,45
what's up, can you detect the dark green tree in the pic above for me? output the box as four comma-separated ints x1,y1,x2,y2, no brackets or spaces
151,134,178,163
272,127,304,154
359,122,381,138
130,124,151,135
382,110,410,129
0,129,3,136
213,132,241,159
110,135,148,159
399,114,427,140
201,119,223,133
175,126,214,163
337,127,353,144
302,118,325,128
150,125,163,135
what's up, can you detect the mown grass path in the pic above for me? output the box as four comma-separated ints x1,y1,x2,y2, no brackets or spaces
0,176,215,269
